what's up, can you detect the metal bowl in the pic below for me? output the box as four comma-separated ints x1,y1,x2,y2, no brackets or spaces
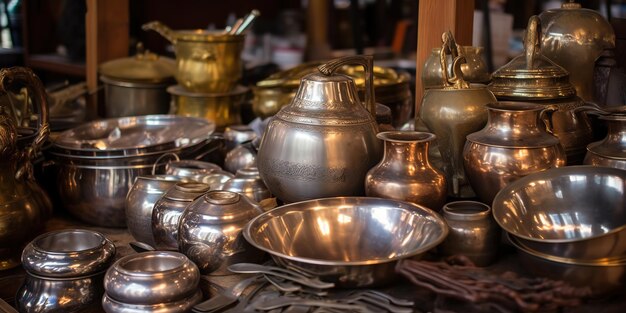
22,229,115,278
104,251,200,305
102,291,202,313
508,234,626,295
244,197,448,288
493,166,626,260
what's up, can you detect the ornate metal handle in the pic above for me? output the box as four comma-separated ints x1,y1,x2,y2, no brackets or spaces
524,16,541,70
0,67,50,180
142,21,176,44
318,55,376,119
439,31,467,89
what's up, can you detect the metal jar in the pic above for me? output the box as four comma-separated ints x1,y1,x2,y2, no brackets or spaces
584,114,626,170
463,102,567,204
439,201,500,266
256,55,382,203
222,167,271,202
17,229,115,313
152,182,210,250
142,21,245,93
178,190,264,274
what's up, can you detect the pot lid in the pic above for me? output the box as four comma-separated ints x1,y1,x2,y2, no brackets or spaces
164,182,210,201
256,62,408,89
53,115,215,153
489,16,576,100
189,190,262,223
99,43,176,83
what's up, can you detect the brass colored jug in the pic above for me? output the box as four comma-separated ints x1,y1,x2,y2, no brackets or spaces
142,21,245,93
0,67,50,270
539,0,615,102
420,36,497,198
257,55,383,203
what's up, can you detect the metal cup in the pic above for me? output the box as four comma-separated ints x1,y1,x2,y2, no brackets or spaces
439,201,500,266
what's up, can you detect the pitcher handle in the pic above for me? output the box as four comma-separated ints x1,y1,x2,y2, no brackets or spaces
0,67,50,180
142,21,176,44
318,55,376,119
524,16,541,70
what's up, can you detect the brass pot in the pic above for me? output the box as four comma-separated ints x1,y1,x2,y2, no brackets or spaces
463,102,567,204
539,0,615,102
584,114,626,170
142,21,245,93
256,55,382,203
419,42,497,198
168,85,248,131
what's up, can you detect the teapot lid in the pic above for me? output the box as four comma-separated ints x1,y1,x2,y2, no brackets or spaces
164,182,210,202
188,190,262,223
489,16,576,100
99,43,176,84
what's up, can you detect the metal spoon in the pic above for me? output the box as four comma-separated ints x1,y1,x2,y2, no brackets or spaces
228,263,334,289
129,241,155,253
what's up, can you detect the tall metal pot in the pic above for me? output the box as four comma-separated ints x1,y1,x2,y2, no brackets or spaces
584,114,626,169
256,55,382,203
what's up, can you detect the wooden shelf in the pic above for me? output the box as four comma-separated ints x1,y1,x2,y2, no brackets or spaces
26,53,86,77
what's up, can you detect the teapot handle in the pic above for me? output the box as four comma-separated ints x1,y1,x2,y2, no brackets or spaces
142,21,176,44
524,16,541,70
0,67,50,180
318,55,376,119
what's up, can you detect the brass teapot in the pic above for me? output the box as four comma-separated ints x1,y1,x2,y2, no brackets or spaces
0,67,50,270
256,55,383,203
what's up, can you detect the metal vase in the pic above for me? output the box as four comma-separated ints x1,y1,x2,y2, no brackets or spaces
584,115,626,169
365,131,447,212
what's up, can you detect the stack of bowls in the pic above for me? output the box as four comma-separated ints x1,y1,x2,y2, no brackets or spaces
492,166,626,295
103,251,202,313
48,115,216,227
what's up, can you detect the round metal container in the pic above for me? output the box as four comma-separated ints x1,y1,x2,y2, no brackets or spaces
223,167,271,202
169,85,248,131
102,291,202,313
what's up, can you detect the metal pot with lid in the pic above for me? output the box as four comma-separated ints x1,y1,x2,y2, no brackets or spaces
489,15,593,164
99,43,176,117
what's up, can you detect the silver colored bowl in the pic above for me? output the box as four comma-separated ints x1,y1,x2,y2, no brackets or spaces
104,251,200,305
165,160,221,178
244,197,448,288
508,234,626,295
102,290,202,313
493,166,626,260
22,229,116,278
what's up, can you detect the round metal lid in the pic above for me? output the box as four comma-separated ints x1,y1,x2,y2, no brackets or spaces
489,16,576,100
53,115,215,154
99,44,176,83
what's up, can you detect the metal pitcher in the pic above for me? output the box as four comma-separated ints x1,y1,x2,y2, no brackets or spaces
419,36,497,198
256,55,383,203
0,67,50,270
142,21,245,93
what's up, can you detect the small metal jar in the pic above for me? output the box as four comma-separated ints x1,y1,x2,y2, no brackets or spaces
152,182,210,250
178,190,264,274
17,229,116,313
223,167,271,202
439,201,500,266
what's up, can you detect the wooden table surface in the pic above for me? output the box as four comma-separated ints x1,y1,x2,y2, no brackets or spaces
2,211,626,313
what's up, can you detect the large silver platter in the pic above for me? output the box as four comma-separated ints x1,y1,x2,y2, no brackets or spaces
52,115,215,156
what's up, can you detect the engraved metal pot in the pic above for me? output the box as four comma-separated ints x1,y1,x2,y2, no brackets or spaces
584,114,626,170
439,201,500,267
365,131,446,212
419,43,497,198
539,0,615,102
256,55,382,203
152,182,210,250
463,102,567,204
17,229,115,313
178,190,264,275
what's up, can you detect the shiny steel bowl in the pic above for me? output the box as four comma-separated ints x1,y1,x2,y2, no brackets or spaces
244,197,448,288
104,251,200,305
493,166,626,260
22,229,116,278
102,291,203,313
508,234,626,295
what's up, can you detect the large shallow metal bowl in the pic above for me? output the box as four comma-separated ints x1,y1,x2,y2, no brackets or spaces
508,234,626,295
243,197,448,288
493,166,626,260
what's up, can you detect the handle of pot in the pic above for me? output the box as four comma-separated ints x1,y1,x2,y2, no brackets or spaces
524,16,541,70
152,152,180,176
439,31,462,88
448,56,470,89
318,55,376,119
142,21,176,44
540,105,558,135
0,67,50,180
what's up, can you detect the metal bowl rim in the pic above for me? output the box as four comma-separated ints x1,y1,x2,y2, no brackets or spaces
243,196,448,266
111,251,193,277
493,166,626,244
30,229,111,256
